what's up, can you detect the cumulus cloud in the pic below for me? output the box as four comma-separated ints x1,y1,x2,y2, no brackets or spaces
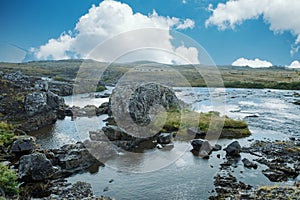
205,0,300,54
32,0,197,64
286,60,300,68
232,58,273,68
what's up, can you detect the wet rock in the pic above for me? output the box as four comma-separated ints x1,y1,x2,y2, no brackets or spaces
11,135,36,155
224,141,241,157
18,153,56,181
242,158,258,169
51,142,101,175
255,186,300,199
128,83,181,126
191,139,213,158
102,125,134,141
96,102,109,116
262,168,288,182
212,144,222,151
157,133,172,144
95,93,110,98
209,173,253,199
293,100,300,105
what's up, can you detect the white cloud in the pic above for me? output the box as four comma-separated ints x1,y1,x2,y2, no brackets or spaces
205,0,300,51
182,0,187,4
32,0,197,64
232,58,273,68
286,60,300,68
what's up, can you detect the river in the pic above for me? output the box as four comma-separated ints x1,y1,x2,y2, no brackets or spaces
31,87,300,199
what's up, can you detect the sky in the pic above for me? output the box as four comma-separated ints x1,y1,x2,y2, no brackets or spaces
1,0,300,68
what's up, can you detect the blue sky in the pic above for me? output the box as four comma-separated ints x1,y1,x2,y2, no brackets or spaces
1,0,300,67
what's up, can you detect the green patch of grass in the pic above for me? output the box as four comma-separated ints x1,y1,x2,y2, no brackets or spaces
0,164,19,196
155,110,250,139
96,85,107,92
0,122,14,147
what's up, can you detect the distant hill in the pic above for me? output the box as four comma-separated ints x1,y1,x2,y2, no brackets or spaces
0,59,299,89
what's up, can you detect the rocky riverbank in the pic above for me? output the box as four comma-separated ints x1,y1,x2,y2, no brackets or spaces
1,70,299,199
208,139,300,199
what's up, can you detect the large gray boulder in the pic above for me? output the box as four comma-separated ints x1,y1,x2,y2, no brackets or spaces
18,153,56,181
128,83,181,126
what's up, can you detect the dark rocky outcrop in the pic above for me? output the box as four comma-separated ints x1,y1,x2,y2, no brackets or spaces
48,142,102,177
11,135,36,155
18,153,56,181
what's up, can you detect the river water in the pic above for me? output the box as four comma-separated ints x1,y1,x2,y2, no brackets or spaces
31,87,300,200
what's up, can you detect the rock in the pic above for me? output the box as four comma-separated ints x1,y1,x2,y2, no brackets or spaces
157,133,172,144
96,102,109,116
212,144,222,151
262,168,288,182
242,158,258,169
24,92,48,116
48,81,73,96
53,142,101,173
187,127,206,138
209,173,253,199
11,135,36,155
295,175,300,187
293,100,300,105
102,125,133,141
224,141,241,157
83,140,117,163
48,181,94,199
46,91,65,110
191,139,213,158
95,93,110,98
34,80,49,91
128,83,181,126
18,153,56,181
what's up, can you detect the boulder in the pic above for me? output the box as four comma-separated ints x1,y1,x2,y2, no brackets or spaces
53,142,100,172
18,153,56,181
96,102,109,116
128,83,181,126
24,92,48,116
157,133,172,144
11,136,36,154
191,139,213,158
242,158,258,169
224,141,241,157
